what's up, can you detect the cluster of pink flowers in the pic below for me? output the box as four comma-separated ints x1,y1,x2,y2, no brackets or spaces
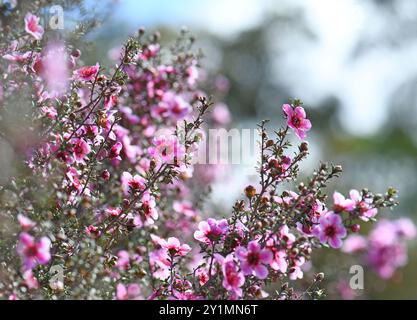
0,8,414,300
343,218,416,279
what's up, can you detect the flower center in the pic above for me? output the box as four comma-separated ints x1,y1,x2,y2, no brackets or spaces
25,244,38,257
142,202,151,215
81,67,96,78
324,225,336,237
291,115,301,127
28,20,38,32
129,180,141,189
74,144,83,155
247,252,260,265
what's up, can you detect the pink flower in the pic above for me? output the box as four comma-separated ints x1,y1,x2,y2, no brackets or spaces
140,44,160,61
282,104,312,140
362,219,416,279
39,42,69,96
8,294,17,300
236,241,272,279
106,207,121,217
104,95,118,110
212,103,231,125
72,138,91,164
17,214,36,231
65,167,83,193
160,237,191,257
160,91,191,120
116,250,130,271
109,141,123,160
85,225,101,238
279,225,295,246
121,171,146,194
23,270,39,289
173,201,196,218
148,135,185,165
349,189,377,221
333,191,355,212
270,250,288,273
139,191,158,225
116,283,142,300
288,256,305,280
186,64,199,86
313,212,347,249
194,218,228,244
149,248,171,280
41,106,58,119
217,254,245,298
395,218,417,239
197,269,209,286
17,233,51,270
342,235,367,254
73,63,100,82
25,13,44,40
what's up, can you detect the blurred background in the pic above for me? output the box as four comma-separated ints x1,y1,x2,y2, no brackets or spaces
4,0,417,298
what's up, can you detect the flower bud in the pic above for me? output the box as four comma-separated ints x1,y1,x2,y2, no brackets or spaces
299,141,309,152
351,224,360,233
101,170,110,180
122,199,130,208
244,185,256,198
266,139,274,147
315,272,325,281
71,49,81,58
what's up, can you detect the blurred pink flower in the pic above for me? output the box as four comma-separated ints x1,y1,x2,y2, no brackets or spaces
17,214,36,231
212,103,231,125
160,91,191,120
25,13,44,40
342,235,367,253
186,64,199,86
38,42,69,96
366,219,415,279
106,207,121,217
23,270,39,289
173,200,196,218
116,250,130,271
17,233,51,270
116,283,142,300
